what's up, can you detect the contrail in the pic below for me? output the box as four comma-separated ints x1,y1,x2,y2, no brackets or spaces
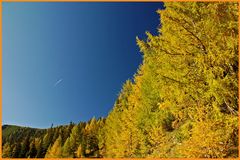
54,79,63,87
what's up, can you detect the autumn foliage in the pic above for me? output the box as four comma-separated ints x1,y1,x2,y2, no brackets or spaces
2,2,238,158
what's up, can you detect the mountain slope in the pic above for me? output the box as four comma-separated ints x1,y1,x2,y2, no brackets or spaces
3,125,23,138
3,125,42,137
2,124,46,145
2,118,105,158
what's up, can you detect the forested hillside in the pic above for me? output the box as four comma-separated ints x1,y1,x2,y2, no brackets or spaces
2,118,104,158
2,2,238,158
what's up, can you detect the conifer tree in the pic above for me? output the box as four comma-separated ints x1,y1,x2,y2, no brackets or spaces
62,137,74,158
42,132,52,154
97,119,106,157
76,144,83,158
84,117,99,157
103,2,238,158
135,2,238,158
18,136,30,157
12,143,21,158
104,80,136,157
45,136,62,158
35,138,43,158
28,140,37,158
69,124,82,157
2,142,12,158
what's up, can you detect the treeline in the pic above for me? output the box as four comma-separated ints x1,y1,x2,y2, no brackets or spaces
2,2,238,158
2,118,104,158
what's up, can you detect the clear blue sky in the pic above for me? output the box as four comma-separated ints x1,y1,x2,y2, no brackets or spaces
3,2,164,128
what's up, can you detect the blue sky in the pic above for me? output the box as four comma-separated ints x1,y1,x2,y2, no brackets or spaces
3,2,164,128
